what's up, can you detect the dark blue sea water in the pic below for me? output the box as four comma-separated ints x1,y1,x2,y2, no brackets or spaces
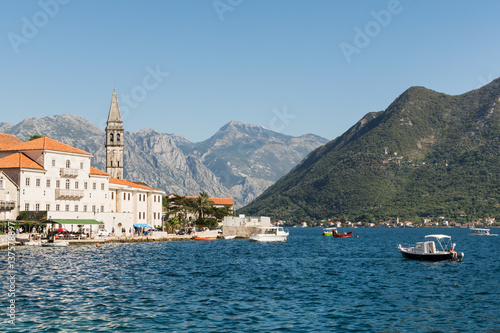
2,228,500,332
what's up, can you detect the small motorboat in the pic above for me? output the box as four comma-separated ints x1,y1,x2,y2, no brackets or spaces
469,227,497,236
223,235,237,239
193,237,216,241
398,234,464,261
41,240,69,247
249,226,289,242
322,227,336,236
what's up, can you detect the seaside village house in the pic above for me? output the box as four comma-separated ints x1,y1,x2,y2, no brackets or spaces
0,90,164,235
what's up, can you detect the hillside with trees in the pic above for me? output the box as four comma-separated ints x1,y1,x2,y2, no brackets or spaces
239,79,500,224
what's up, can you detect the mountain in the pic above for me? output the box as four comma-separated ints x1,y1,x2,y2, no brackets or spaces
2,116,327,208
239,79,500,223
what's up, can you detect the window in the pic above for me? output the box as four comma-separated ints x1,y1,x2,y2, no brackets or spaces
84,182,88,190
80,162,84,169
52,159,56,167
74,205,78,212
46,204,50,211
36,179,41,187
25,203,29,211
154,212,156,219
92,205,96,213
111,192,114,200
138,212,141,220
56,180,60,188
83,205,87,212
123,193,126,200
56,204,60,211
110,161,113,167
117,133,120,142
65,205,70,212
65,179,70,190
46,179,51,188
75,181,79,189
101,183,105,191
35,204,40,211
93,183,96,190
25,178,30,186
110,133,114,142
0,179,3,189
101,206,104,213
66,160,71,168
128,193,131,200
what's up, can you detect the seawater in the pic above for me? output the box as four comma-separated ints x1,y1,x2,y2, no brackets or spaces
2,228,499,332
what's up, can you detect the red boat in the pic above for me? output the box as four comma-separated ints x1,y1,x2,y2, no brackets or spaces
194,237,216,241
333,215,353,238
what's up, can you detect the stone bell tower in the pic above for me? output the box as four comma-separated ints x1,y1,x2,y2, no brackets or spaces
105,89,124,179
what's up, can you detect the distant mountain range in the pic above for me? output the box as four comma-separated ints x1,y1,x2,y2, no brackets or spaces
239,78,500,223
0,117,328,208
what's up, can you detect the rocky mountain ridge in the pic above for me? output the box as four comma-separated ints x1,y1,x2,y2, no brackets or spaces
1,116,328,208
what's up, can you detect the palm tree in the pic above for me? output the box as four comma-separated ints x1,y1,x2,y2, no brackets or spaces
193,192,213,220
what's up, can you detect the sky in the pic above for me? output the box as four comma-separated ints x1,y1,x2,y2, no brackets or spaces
1,0,500,143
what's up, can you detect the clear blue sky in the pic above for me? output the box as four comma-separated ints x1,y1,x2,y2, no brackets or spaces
1,0,499,142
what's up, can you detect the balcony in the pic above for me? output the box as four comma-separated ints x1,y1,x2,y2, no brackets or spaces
55,189,84,199
60,168,79,178
0,200,15,211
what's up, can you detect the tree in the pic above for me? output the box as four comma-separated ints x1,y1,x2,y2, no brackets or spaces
193,192,213,220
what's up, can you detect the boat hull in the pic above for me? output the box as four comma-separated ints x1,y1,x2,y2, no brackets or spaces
194,237,216,241
41,242,69,247
333,231,353,238
399,249,464,261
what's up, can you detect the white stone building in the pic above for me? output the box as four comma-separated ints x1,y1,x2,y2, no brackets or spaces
0,91,165,234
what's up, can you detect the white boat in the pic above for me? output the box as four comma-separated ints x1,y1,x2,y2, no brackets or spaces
25,241,42,246
249,226,289,242
223,235,237,239
41,241,69,247
469,227,497,236
397,234,464,261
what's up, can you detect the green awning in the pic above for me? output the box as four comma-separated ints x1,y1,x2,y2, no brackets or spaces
47,219,104,225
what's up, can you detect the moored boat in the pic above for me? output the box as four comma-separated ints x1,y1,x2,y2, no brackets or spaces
333,215,353,238
249,226,289,242
398,234,464,261
322,227,336,236
41,241,69,247
194,237,216,241
469,227,496,236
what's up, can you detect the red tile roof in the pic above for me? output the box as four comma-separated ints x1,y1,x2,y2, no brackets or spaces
109,178,153,191
185,196,234,206
90,167,109,176
0,134,24,150
17,137,91,155
0,153,44,170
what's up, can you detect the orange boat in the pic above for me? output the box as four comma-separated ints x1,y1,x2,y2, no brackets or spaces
194,237,216,241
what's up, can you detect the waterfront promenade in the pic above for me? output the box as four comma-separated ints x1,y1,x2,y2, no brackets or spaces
0,230,220,249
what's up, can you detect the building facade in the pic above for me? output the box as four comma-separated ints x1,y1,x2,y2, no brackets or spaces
0,91,164,234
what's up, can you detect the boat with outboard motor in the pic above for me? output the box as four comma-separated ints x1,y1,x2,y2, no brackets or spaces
398,234,464,261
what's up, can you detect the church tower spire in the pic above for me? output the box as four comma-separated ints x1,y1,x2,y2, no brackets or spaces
105,89,124,179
